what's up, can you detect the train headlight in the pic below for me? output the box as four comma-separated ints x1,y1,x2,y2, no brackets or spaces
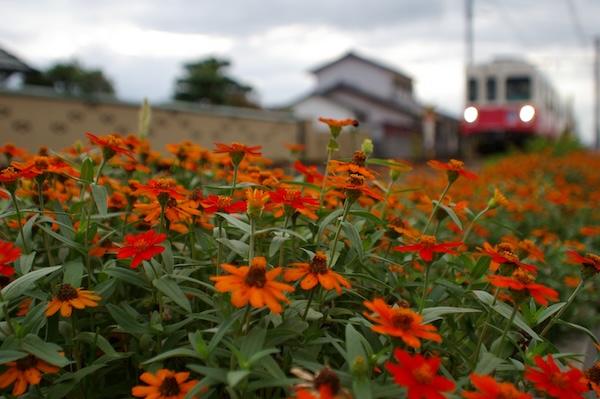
519,105,535,122
464,107,478,123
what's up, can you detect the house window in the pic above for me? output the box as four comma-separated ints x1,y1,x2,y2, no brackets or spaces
468,78,477,102
486,77,496,101
506,76,531,101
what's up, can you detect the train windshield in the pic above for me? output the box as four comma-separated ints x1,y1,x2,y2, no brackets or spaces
506,76,531,101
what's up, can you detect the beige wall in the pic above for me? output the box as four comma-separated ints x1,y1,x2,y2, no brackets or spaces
0,90,365,162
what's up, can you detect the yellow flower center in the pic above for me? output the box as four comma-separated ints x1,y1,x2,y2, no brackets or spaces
283,189,301,202
245,257,268,288
216,195,232,210
104,135,123,147
155,178,177,189
134,239,150,252
313,367,341,395
513,270,534,285
419,235,437,249
390,308,415,330
33,156,50,171
351,151,366,167
448,159,464,170
412,363,434,384
348,174,365,187
1,167,17,179
309,252,328,275
16,355,38,371
159,375,181,396
57,284,79,301
586,253,600,267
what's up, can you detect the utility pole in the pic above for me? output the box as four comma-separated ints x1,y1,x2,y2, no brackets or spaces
465,0,474,66
595,36,599,150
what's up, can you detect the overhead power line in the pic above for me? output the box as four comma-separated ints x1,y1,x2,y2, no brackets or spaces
565,0,588,46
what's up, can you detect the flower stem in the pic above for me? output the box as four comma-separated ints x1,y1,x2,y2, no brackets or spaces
472,289,500,365
462,207,490,245
230,163,239,198
418,262,432,314
496,302,519,357
327,198,352,268
9,191,29,254
540,279,585,338
248,218,256,262
37,182,54,266
319,149,333,208
302,287,316,321
422,181,452,235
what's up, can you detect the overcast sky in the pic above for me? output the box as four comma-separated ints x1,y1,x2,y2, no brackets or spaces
1,0,598,144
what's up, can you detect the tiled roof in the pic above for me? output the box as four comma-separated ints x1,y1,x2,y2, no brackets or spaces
0,47,35,73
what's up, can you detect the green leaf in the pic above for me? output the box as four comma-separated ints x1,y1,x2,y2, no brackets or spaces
142,348,202,364
348,210,386,226
268,235,290,258
216,238,249,259
436,202,462,230
20,334,70,367
102,267,150,289
227,370,250,388
556,320,600,345
352,377,373,399
316,209,343,244
107,304,153,335
240,327,266,361
341,221,363,261
161,240,174,275
473,352,505,375
15,251,36,275
80,157,95,184
535,302,566,326
206,310,243,355
0,350,27,364
153,276,192,313
365,157,411,170
345,323,367,365
62,260,85,287
422,306,481,324
216,212,251,234
2,265,62,301
470,255,491,281
91,183,108,217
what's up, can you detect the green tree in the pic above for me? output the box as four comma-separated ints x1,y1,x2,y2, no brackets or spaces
24,60,115,96
173,57,259,108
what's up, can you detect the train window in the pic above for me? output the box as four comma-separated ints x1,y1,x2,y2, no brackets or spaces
486,77,496,101
506,76,531,101
468,78,477,101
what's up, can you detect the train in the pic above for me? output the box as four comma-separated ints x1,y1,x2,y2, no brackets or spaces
460,58,572,152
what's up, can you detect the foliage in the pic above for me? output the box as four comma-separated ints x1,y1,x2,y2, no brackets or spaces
24,60,115,96
0,121,599,399
173,57,258,108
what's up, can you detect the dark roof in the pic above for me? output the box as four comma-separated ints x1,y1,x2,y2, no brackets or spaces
309,51,413,81
314,82,422,117
0,46,36,74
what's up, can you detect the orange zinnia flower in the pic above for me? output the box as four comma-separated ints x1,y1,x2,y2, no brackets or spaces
135,178,189,201
293,160,324,184
45,284,101,317
290,366,352,399
394,235,462,262
270,188,319,220
428,159,477,182
318,117,358,128
362,298,442,348
476,242,538,274
213,142,262,166
116,229,167,268
210,256,294,314
385,348,455,398
486,270,559,306
566,250,600,279
131,369,201,399
200,194,247,213
246,187,271,220
328,173,383,202
0,354,62,396
86,132,136,161
284,252,351,295
524,354,589,398
462,373,532,399
0,240,21,277
585,362,600,397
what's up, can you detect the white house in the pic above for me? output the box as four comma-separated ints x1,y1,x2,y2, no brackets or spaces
288,51,459,159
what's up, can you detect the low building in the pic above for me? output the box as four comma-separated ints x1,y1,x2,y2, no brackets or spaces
287,51,460,160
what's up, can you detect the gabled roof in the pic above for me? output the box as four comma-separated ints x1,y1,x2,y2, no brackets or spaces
309,51,413,82
314,82,422,117
0,46,36,74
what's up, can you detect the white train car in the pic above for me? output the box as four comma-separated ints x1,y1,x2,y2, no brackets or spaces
460,58,569,149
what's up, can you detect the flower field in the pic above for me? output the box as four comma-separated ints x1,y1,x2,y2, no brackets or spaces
0,118,600,399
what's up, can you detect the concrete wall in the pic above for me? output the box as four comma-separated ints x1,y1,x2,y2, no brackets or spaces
0,88,363,162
